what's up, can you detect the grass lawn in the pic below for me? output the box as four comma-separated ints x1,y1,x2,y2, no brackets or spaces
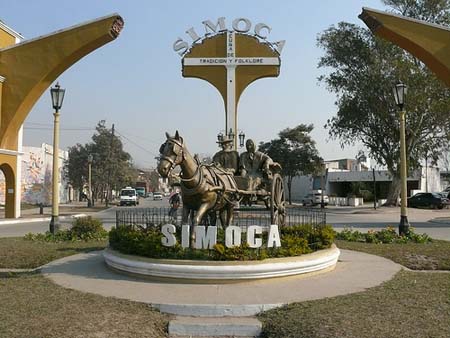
259,270,450,338
0,273,169,338
335,239,450,270
0,237,108,269
1,236,449,337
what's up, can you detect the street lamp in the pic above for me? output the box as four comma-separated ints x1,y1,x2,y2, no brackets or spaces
228,128,235,140
49,82,65,234
238,131,246,148
87,154,93,208
217,131,224,143
393,81,409,235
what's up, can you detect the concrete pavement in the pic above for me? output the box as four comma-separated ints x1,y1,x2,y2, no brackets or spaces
41,249,402,315
40,248,402,337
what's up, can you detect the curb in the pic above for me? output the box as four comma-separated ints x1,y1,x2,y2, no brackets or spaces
429,218,450,225
168,316,262,337
0,213,87,226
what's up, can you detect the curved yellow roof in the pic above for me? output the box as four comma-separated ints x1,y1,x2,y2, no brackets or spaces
359,7,450,86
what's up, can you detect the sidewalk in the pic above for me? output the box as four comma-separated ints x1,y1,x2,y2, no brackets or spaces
289,203,399,214
0,201,110,225
41,249,402,316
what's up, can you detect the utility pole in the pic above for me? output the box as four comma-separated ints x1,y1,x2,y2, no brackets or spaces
106,123,115,207
373,168,377,210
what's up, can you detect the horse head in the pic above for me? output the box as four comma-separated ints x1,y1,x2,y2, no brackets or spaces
157,130,184,178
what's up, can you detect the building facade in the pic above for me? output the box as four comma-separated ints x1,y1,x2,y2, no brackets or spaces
0,144,70,205
288,158,442,203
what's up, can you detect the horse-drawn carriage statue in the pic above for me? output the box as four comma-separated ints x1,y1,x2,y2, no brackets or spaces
158,131,286,229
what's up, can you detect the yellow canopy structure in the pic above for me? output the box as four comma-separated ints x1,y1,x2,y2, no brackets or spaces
0,14,123,218
359,7,450,86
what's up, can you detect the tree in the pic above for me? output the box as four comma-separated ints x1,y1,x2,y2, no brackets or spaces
65,143,89,201
259,124,322,204
90,121,133,203
65,120,134,204
317,0,450,205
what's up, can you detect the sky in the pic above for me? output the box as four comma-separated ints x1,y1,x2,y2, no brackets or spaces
0,0,384,168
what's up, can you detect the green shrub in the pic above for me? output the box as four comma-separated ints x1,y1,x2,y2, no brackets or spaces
24,217,107,242
24,230,73,242
335,227,432,244
108,224,335,261
71,216,108,240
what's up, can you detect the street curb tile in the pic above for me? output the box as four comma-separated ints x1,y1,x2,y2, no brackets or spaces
0,213,87,226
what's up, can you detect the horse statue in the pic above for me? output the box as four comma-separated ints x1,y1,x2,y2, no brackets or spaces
157,131,238,244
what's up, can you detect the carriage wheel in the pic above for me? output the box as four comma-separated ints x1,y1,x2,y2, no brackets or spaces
270,174,286,226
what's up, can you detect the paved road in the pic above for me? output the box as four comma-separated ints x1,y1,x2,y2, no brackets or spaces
1,200,450,240
327,206,450,240
0,197,169,237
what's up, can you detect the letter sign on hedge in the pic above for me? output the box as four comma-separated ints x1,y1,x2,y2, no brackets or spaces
161,224,176,247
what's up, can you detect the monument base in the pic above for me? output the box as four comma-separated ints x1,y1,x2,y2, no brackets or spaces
103,245,340,282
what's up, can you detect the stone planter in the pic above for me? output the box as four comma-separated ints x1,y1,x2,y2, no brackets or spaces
103,245,340,282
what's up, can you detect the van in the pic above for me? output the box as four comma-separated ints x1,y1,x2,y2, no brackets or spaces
302,190,329,206
120,187,138,206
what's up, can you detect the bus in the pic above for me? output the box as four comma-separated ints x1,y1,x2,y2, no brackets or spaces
135,186,146,197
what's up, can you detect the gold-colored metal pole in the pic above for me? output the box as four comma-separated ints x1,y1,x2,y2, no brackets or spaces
49,109,60,234
399,109,410,235
88,162,92,207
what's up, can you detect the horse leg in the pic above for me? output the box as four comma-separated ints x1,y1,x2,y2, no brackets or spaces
219,209,227,228
226,203,234,226
182,206,190,225
190,202,214,248
209,211,217,227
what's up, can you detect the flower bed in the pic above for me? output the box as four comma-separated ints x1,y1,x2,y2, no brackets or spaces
109,224,335,261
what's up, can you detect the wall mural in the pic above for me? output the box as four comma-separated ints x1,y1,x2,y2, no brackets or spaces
0,144,70,205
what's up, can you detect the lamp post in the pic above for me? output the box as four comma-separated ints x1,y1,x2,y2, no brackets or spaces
238,131,246,148
393,81,410,236
217,131,224,143
49,82,65,234
228,128,235,148
87,154,93,208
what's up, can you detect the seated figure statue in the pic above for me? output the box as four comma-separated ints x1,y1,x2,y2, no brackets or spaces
212,137,239,175
240,139,274,191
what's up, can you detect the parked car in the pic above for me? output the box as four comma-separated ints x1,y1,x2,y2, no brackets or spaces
407,192,449,209
119,187,139,206
440,187,450,199
302,190,329,206
153,192,163,201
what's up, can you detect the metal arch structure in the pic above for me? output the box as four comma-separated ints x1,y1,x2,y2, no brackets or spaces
359,7,450,87
0,14,123,218
182,32,281,150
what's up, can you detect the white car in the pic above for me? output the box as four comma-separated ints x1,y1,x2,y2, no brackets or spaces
119,187,139,206
153,192,163,201
302,191,329,206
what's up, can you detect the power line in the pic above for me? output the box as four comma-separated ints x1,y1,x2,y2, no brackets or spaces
115,129,159,157
24,121,159,159
116,129,161,146
24,127,95,131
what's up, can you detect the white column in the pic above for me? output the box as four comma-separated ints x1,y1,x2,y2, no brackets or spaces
226,32,237,149
15,124,23,218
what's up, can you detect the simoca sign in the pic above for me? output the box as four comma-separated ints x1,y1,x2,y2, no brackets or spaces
173,17,286,56
161,224,282,250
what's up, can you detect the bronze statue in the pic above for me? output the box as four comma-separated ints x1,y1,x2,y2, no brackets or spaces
158,131,238,246
212,137,239,174
240,139,273,191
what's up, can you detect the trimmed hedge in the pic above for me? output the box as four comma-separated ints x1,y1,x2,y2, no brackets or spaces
335,226,431,244
24,216,108,242
109,224,335,261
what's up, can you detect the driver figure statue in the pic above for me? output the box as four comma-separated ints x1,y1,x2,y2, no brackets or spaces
240,139,273,191
212,137,239,175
